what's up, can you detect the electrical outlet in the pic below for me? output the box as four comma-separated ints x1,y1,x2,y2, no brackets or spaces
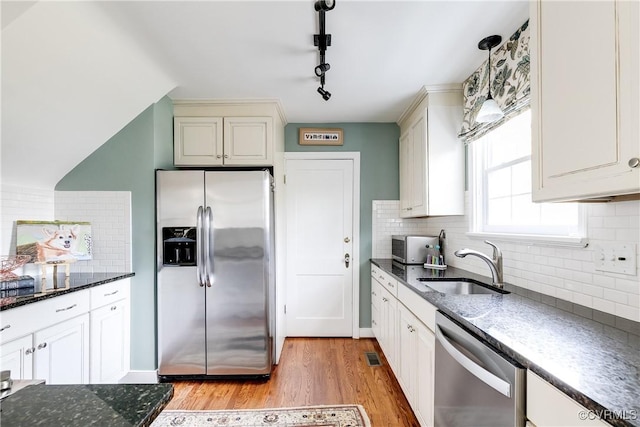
593,243,637,275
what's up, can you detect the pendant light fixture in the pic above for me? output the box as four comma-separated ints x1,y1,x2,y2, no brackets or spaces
476,35,504,123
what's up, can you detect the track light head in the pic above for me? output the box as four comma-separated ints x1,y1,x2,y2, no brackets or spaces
314,0,336,12
317,87,331,101
314,63,331,77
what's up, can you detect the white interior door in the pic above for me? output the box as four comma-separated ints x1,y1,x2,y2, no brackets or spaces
285,158,355,337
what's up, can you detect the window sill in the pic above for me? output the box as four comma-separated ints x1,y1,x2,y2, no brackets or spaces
465,232,588,248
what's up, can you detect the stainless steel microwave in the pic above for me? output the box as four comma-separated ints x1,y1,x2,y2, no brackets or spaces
392,235,438,264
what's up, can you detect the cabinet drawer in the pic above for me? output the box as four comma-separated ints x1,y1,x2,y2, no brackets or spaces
371,266,398,297
527,370,609,427
1,291,90,343
398,284,436,332
90,279,130,310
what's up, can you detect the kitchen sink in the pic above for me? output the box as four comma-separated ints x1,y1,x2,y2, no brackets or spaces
416,279,509,295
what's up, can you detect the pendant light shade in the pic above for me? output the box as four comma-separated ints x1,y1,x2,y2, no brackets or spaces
477,96,504,123
476,35,504,124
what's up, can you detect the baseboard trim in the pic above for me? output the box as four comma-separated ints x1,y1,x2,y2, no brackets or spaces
359,328,375,338
119,370,158,384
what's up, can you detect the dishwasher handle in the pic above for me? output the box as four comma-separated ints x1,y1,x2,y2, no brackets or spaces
436,324,511,397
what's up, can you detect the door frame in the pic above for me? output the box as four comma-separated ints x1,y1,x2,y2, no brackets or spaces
284,152,361,338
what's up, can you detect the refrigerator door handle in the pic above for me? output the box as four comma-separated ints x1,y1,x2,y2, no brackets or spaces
205,206,214,287
196,206,205,287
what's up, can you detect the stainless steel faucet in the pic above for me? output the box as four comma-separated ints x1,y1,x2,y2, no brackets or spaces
454,240,504,288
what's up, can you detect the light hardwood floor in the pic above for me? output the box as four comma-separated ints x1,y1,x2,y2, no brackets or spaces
164,337,420,426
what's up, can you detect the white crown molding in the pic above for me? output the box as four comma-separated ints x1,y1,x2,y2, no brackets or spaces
171,98,288,125
396,84,462,125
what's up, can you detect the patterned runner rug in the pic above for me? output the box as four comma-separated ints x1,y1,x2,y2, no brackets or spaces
151,404,371,427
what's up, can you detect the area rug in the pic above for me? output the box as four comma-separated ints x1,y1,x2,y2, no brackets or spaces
150,404,371,427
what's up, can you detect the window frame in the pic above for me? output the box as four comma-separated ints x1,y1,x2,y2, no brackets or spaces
467,116,588,248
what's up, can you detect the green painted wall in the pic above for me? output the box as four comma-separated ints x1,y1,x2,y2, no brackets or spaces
56,96,174,370
285,123,399,328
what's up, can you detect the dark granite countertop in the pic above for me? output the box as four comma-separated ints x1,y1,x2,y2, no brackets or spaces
371,259,640,427
0,272,135,311
0,383,173,426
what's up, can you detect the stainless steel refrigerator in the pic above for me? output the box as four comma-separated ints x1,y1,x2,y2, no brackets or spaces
156,169,275,380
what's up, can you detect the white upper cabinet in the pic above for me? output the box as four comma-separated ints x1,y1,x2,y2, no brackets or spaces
174,117,223,166
398,86,464,217
173,101,285,168
531,0,640,202
223,117,273,165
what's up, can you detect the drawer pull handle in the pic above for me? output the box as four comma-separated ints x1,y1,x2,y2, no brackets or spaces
110,306,117,311
388,282,394,287
56,304,77,313
37,343,47,350
0,324,10,332
382,297,388,302
104,290,119,297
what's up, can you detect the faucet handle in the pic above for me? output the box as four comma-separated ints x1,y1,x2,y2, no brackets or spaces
484,240,502,260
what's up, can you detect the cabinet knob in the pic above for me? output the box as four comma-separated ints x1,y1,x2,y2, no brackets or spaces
37,343,47,350
217,155,222,159
110,306,117,311
224,154,229,158
25,347,35,355
629,158,640,168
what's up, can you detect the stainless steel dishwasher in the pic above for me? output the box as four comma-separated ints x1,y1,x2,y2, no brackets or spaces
434,311,525,427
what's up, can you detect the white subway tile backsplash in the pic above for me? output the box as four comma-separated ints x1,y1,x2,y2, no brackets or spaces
372,198,640,322
55,191,132,274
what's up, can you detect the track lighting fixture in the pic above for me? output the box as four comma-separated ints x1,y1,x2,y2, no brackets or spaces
476,35,504,123
313,0,335,100
314,63,331,77
317,86,331,101
314,0,335,12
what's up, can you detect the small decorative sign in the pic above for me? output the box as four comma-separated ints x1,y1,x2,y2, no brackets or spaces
299,128,343,146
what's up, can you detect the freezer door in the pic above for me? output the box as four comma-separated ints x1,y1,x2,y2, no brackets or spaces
157,170,207,375
204,170,272,376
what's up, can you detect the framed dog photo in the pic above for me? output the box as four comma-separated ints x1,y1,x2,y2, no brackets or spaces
16,220,93,263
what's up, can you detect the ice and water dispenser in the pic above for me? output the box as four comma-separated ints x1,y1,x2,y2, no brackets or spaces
162,227,197,266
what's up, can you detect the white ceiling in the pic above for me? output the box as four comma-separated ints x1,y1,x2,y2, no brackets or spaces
97,0,529,123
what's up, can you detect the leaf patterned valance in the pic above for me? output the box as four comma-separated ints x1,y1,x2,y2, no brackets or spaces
459,20,530,143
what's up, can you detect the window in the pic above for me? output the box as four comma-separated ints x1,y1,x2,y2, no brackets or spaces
470,109,584,240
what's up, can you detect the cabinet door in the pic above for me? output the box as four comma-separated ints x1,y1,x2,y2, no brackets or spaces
397,305,417,399
399,132,412,217
90,299,129,383
371,278,382,339
223,117,273,165
174,117,223,166
379,286,398,374
0,335,34,380
531,0,640,201
415,322,435,427
34,314,90,384
410,115,427,216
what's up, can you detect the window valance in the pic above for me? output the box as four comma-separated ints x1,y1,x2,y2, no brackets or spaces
459,20,530,143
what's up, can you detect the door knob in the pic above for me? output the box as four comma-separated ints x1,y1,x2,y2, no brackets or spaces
344,253,350,268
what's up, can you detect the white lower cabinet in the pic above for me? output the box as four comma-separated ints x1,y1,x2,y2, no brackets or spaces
371,264,435,427
527,371,609,427
90,298,130,383
33,314,90,384
0,278,131,385
0,335,34,380
379,285,398,374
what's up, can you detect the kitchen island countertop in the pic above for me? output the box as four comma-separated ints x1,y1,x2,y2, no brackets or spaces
0,383,173,427
371,258,640,427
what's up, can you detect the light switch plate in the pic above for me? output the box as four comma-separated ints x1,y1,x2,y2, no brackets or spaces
593,243,637,275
